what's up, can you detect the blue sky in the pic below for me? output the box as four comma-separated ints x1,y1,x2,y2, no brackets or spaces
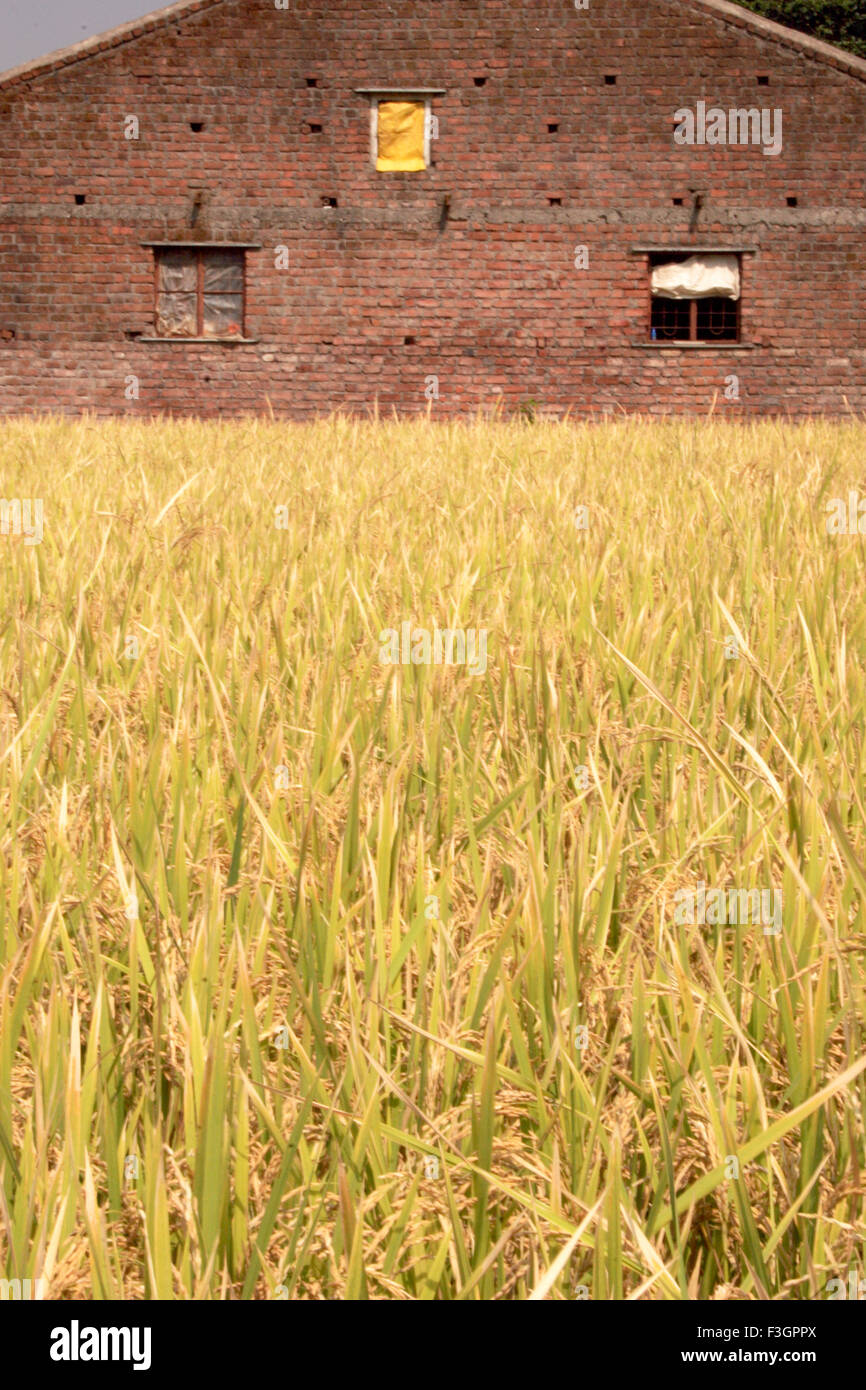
0,1,162,72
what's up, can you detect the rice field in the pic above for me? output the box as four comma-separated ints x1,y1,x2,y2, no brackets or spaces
1,413,864,1300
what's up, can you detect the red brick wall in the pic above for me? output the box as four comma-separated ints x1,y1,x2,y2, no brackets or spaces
0,0,864,418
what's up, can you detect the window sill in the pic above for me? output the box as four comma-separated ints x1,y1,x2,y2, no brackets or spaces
633,341,753,350
136,336,260,345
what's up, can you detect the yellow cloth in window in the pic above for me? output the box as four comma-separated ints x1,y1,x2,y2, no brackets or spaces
377,100,426,171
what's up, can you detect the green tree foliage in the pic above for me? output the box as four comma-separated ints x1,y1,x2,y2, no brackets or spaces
735,1,866,58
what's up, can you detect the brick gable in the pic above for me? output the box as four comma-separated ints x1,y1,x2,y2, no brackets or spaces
0,0,863,417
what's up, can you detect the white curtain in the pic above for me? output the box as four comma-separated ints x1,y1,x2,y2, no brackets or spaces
651,254,740,300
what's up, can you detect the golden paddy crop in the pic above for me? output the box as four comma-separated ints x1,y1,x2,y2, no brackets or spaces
0,414,864,1299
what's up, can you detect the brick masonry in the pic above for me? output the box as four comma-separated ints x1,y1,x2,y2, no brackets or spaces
0,0,864,418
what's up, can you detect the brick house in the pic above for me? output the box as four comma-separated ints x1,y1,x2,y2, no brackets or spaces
0,0,864,418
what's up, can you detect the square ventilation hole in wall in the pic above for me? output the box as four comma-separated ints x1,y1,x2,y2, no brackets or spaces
74,194,86,205
190,121,205,132
321,196,338,207
474,76,487,87
604,74,617,85
548,122,559,134
787,196,798,207
757,75,770,85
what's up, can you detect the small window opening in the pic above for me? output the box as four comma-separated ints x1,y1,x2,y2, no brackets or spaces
548,122,559,134
787,195,798,207
154,246,245,340
757,74,770,85
307,77,318,88
374,98,429,172
548,196,562,206
74,194,86,205
321,195,338,207
309,122,323,133
604,74,617,85
474,76,487,87
190,121,205,133
648,252,741,343
673,197,684,206
404,335,416,345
